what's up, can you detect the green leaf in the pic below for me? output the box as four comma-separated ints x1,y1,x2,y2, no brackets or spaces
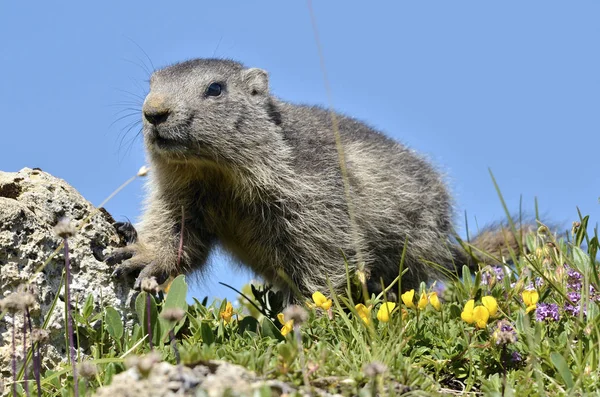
45,369,62,388
187,312,201,332
575,215,589,247
462,265,472,295
105,306,124,344
473,270,481,292
260,317,285,341
277,342,296,363
160,275,188,341
131,323,142,344
164,275,188,309
550,352,573,389
572,246,591,273
82,294,94,319
135,292,160,346
238,316,259,335
589,236,599,286
200,321,215,345
448,303,462,319
103,362,116,385
72,311,87,327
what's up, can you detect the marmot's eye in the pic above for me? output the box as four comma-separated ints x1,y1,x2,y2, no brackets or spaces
206,82,222,97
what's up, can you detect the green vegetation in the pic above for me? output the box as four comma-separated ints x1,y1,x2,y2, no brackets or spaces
2,206,600,396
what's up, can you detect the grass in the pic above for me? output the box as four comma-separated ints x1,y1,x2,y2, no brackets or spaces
2,204,600,395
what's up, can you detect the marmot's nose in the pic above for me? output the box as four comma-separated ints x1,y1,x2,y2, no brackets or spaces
144,108,170,125
143,94,171,125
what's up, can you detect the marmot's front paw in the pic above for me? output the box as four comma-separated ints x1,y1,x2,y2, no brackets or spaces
107,248,170,290
132,261,170,290
104,246,136,267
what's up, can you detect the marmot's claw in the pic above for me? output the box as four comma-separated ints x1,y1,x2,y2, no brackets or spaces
133,263,169,291
113,221,138,245
110,260,145,280
104,248,135,266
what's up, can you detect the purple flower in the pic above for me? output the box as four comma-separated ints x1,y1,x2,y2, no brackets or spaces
565,266,582,282
564,304,582,317
565,265,583,290
482,266,506,286
589,285,600,302
535,303,560,322
511,351,522,364
524,277,545,291
535,277,544,287
567,291,581,305
492,320,518,345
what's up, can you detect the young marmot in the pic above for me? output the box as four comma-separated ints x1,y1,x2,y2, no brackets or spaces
107,58,509,300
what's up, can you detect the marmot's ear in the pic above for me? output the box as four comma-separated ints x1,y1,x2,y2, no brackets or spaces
241,68,269,96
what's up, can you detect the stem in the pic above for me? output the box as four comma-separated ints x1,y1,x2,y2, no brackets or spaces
440,308,445,334
177,205,185,267
169,328,180,365
146,294,153,350
502,345,507,395
22,313,29,397
370,375,377,396
26,308,41,397
12,317,17,396
295,325,310,388
35,341,41,397
64,238,79,397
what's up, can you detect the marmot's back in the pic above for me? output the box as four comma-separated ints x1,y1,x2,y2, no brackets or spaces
278,101,456,284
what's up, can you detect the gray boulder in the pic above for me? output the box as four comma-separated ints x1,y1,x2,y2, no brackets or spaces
0,167,135,377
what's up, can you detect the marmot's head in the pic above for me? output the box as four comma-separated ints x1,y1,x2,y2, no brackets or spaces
142,59,280,166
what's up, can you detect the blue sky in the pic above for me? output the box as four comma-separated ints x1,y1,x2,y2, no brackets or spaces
1,2,598,302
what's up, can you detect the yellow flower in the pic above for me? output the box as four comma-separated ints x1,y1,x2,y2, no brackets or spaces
461,299,475,324
355,303,372,325
220,301,234,323
428,292,441,311
461,299,490,328
472,306,490,328
401,289,415,309
377,302,396,322
163,279,173,294
481,296,498,317
522,289,539,313
312,291,333,310
277,313,294,336
418,291,428,310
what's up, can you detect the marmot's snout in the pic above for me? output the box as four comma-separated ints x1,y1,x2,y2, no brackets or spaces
143,93,171,126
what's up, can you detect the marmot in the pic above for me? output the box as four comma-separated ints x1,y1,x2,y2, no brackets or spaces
107,58,519,300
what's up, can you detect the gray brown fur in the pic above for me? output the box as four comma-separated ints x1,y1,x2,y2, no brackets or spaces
108,58,506,299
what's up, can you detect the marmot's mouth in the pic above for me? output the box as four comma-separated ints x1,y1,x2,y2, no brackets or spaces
153,135,179,148
146,127,185,150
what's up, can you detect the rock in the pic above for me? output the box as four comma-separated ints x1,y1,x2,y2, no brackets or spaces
95,359,341,397
0,167,135,377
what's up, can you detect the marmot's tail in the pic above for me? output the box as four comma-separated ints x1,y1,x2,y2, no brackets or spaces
453,221,538,271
